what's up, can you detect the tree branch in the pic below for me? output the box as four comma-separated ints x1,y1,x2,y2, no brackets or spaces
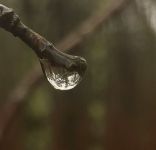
0,4,87,74
0,0,128,142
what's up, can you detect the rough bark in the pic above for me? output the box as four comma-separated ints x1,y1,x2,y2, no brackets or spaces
0,4,86,73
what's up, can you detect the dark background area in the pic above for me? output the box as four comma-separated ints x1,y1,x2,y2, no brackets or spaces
0,0,156,150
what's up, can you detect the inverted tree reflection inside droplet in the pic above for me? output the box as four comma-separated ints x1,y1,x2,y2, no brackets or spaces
40,59,82,90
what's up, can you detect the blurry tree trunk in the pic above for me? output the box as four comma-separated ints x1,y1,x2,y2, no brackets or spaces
52,92,91,150
0,113,22,150
105,0,156,150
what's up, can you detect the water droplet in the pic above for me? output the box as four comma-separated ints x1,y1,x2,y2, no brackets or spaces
40,59,84,90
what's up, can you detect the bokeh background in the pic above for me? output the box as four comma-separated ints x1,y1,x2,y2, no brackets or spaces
0,0,156,150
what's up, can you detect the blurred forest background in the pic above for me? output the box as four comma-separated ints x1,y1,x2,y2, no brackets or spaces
0,0,156,150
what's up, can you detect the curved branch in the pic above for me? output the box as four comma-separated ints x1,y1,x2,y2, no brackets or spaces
0,0,129,141
0,4,86,73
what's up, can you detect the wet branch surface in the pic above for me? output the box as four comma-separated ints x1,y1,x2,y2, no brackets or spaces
0,0,128,142
0,4,86,74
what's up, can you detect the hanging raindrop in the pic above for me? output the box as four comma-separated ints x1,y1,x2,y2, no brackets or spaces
0,4,87,91
40,55,87,90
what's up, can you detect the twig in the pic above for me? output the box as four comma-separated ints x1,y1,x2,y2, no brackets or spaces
0,0,128,141
0,4,87,75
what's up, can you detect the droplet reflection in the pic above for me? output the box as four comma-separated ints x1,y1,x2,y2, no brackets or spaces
40,59,82,90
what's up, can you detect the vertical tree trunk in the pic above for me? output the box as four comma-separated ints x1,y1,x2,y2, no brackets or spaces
105,1,156,150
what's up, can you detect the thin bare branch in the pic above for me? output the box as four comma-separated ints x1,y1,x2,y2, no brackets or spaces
0,0,128,142
0,4,87,76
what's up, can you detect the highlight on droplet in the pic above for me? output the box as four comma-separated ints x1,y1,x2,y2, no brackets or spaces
40,58,83,90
